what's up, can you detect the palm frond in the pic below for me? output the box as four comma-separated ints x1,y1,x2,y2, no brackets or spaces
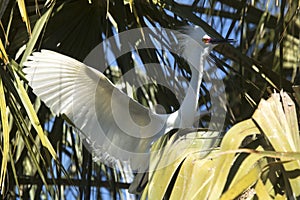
0,0,299,199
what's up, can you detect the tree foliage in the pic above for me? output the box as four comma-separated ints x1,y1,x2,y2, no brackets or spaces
0,0,299,199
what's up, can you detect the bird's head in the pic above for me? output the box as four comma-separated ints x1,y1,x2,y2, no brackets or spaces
177,26,235,66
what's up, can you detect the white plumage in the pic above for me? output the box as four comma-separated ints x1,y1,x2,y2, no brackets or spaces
23,26,217,171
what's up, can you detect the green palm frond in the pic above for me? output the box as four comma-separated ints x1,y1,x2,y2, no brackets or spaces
145,91,300,199
0,0,299,199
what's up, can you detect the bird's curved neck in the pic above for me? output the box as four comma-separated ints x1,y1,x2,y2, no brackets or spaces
178,49,207,128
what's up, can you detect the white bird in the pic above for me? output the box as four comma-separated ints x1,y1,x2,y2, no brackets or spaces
23,26,233,171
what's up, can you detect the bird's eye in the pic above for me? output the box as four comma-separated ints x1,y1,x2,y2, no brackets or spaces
202,35,212,44
202,38,211,44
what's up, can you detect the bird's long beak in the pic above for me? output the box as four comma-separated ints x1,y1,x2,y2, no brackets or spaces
210,38,236,44
202,35,236,44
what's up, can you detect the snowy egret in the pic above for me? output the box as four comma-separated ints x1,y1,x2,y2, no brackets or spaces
23,26,233,171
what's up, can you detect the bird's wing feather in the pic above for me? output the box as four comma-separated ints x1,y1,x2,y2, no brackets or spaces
23,49,167,170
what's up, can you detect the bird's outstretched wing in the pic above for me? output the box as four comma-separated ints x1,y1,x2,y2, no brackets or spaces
23,50,167,170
